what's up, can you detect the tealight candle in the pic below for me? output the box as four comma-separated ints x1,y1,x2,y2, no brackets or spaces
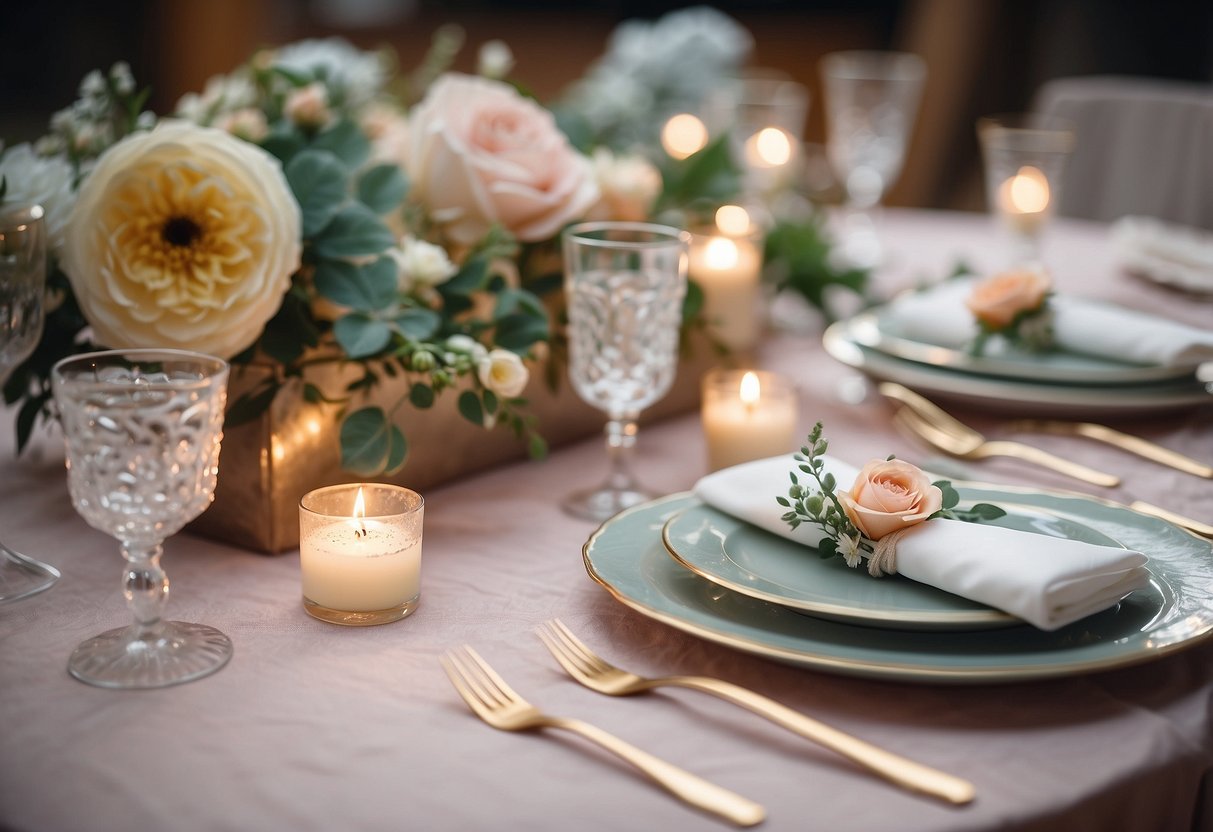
689,207,765,352
997,165,1051,236
299,483,424,626
701,369,798,471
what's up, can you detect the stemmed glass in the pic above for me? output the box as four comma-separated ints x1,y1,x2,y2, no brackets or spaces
821,50,926,268
562,222,690,522
52,349,232,688
1,203,61,603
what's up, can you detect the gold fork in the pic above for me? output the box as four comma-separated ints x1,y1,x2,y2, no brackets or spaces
440,645,766,827
536,620,976,806
888,399,1119,487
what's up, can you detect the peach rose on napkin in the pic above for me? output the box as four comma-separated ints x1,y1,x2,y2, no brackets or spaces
837,459,943,541
965,269,1051,329
405,73,600,246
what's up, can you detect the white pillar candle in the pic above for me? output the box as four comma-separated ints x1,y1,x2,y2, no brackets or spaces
299,483,424,626
689,210,765,352
701,369,798,472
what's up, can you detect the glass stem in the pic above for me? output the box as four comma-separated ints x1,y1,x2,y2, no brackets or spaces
121,541,168,638
603,412,640,493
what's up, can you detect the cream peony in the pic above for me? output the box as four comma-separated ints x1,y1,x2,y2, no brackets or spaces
62,120,301,359
389,235,457,291
588,147,663,222
477,348,529,398
966,269,1051,330
405,73,600,246
838,459,942,541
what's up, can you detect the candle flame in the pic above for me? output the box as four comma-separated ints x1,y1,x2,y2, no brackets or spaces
705,237,739,269
715,204,751,236
352,486,367,539
746,127,793,168
1003,166,1050,214
740,371,761,406
661,113,708,160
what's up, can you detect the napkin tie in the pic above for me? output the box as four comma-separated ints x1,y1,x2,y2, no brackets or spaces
868,528,907,577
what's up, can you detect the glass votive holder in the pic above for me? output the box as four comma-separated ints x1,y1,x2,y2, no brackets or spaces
701,369,799,472
977,114,1076,266
703,69,810,195
299,483,424,626
688,206,766,353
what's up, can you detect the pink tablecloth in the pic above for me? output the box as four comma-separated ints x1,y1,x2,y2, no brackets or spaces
2,209,1211,832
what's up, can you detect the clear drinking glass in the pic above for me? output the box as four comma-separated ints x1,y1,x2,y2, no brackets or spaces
978,114,1076,267
821,50,926,268
562,222,690,521
52,349,232,688
0,203,61,604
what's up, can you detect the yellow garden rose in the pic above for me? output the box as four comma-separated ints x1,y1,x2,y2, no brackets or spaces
62,120,301,359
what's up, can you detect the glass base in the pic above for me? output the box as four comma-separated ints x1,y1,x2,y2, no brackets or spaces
562,486,653,523
68,621,233,689
0,544,60,605
304,595,419,626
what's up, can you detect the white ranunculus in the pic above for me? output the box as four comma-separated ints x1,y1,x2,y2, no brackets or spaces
406,73,600,246
0,144,75,256
62,120,302,359
477,348,528,398
389,236,457,292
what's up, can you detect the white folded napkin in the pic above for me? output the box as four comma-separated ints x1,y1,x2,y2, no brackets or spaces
1112,215,1213,293
693,455,1150,631
882,278,1213,367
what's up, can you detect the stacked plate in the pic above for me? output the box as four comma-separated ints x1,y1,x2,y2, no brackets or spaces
583,486,1213,684
823,304,1212,417
1112,215,1213,295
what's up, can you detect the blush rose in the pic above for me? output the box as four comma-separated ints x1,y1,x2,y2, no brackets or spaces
837,459,943,541
965,269,1051,330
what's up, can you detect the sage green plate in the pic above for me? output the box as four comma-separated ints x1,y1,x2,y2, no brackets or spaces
660,502,1132,631
583,487,1213,684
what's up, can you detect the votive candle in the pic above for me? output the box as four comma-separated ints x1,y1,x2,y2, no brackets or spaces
701,369,798,471
689,209,765,352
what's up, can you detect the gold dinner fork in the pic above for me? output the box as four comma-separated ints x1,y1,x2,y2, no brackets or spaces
535,620,976,806
886,394,1120,488
440,645,766,827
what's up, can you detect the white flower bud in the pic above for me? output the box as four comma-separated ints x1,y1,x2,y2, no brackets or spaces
477,40,515,80
283,82,333,129
389,236,457,292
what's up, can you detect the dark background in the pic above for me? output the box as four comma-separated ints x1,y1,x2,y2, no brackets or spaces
4,0,1211,211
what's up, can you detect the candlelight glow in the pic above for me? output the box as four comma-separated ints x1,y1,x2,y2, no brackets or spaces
661,113,708,160
745,127,793,168
715,204,751,236
705,236,740,270
739,371,761,405
1002,166,1050,214
353,486,366,519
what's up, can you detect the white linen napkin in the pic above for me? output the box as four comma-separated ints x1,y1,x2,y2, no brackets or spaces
882,278,1213,367
693,455,1150,631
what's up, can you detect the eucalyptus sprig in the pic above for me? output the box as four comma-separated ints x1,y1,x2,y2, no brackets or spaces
776,422,1007,568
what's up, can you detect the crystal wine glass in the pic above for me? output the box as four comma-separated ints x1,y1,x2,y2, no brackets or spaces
52,349,232,688
0,203,61,604
821,50,926,268
562,222,690,521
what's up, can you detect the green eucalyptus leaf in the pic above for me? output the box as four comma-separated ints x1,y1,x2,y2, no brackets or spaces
384,424,408,474
440,256,489,298
224,383,280,427
334,312,392,358
457,390,484,426
393,307,441,340
493,312,549,352
340,407,391,475
310,118,370,169
356,163,409,214
681,278,704,326
969,503,1007,520
261,125,306,164
409,383,435,409
527,432,548,460
285,149,349,236
493,288,547,319
314,257,397,312
312,203,395,258
482,389,498,415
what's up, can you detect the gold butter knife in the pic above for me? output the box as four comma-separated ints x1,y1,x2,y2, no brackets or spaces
1009,420,1213,479
1129,502,1213,538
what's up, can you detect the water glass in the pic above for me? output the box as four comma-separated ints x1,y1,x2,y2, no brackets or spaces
52,349,232,688
562,222,690,521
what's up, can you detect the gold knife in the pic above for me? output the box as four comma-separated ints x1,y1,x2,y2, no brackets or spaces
1009,420,1213,479
1129,502,1213,538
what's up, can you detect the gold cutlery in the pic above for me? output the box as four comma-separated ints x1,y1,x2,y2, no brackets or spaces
1129,502,1213,538
440,645,766,827
536,619,976,806
880,383,1120,487
1008,419,1213,479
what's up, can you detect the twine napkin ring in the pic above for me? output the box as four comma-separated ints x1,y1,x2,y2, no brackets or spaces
867,528,909,577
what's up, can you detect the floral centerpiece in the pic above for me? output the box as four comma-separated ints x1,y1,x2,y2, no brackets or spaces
3,8,867,548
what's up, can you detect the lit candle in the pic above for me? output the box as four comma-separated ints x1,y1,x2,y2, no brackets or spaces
689,207,765,352
997,165,1051,235
299,483,424,626
662,113,709,160
701,369,798,471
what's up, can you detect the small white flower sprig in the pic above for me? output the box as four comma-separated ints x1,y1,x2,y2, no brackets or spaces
776,422,1006,575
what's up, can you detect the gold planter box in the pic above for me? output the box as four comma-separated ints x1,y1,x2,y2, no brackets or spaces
190,341,724,553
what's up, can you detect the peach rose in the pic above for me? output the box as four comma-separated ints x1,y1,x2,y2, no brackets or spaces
405,73,600,246
837,459,943,541
965,269,1051,329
